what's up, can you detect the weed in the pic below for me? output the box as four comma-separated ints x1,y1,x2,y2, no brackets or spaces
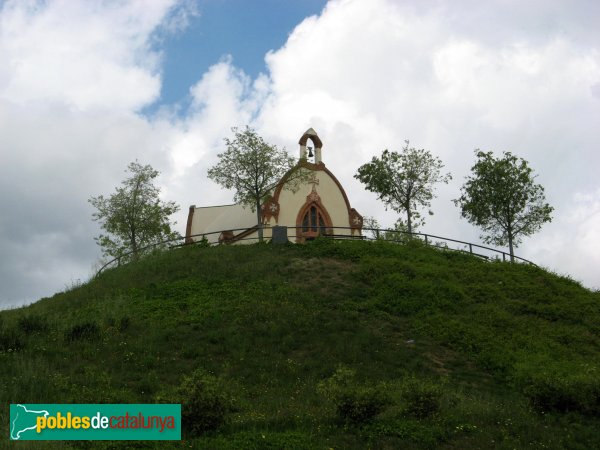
165,369,236,437
317,366,390,425
400,377,444,418
118,316,131,332
18,314,49,334
65,322,101,343
0,328,23,352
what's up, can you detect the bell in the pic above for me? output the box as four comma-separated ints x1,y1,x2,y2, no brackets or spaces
307,146,314,158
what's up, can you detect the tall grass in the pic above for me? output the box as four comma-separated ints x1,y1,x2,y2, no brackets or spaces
1,239,598,448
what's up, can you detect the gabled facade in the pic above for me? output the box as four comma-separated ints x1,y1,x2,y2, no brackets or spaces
185,128,363,244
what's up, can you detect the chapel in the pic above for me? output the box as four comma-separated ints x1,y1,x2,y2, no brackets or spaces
184,128,363,244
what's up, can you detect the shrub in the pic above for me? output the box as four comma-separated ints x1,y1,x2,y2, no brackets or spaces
336,388,390,425
118,316,131,332
176,369,235,436
0,328,23,352
401,378,443,418
519,372,600,416
196,235,211,248
513,358,600,416
18,314,49,334
65,322,100,343
317,366,390,425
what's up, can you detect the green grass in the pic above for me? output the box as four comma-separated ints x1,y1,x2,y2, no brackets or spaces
1,239,599,448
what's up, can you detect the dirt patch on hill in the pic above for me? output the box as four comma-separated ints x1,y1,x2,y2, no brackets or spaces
286,257,355,296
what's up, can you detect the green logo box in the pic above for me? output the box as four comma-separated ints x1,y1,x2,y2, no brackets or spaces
10,404,181,440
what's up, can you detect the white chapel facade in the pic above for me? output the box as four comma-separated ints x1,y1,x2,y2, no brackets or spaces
185,128,364,244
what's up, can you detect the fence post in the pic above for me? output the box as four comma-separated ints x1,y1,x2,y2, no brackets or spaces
503,253,506,262
469,243,473,254
424,235,428,246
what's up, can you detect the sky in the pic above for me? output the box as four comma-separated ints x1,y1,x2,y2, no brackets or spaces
0,0,599,309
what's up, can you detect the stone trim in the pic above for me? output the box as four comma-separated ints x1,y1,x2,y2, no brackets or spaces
261,198,280,224
298,130,323,148
185,205,195,244
271,162,355,223
295,188,334,243
227,225,260,244
218,230,235,244
349,208,364,236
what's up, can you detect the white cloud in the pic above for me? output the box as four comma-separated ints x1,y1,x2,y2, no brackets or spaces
525,188,600,289
0,0,192,111
0,0,192,306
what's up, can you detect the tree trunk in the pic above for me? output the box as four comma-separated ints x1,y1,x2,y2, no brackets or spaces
131,180,140,260
508,233,515,263
406,209,413,236
131,229,138,261
256,199,263,243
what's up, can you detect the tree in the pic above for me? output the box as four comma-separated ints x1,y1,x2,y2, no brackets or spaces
89,161,180,261
454,150,553,262
207,126,309,242
362,216,411,242
361,216,382,240
354,141,451,234
380,219,412,243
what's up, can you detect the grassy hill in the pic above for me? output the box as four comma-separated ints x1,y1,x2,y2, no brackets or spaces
1,239,599,449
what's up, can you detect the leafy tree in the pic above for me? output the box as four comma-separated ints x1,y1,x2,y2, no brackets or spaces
454,150,553,262
354,141,451,234
207,126,309,242
361,216,382,240
362,217,413,242
380,219,413,243
89,162,180,261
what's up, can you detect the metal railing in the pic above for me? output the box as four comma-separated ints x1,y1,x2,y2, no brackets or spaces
360,227,537,265
95,225,537,275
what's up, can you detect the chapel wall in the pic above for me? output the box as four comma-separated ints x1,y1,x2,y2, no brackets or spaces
274,169,352,235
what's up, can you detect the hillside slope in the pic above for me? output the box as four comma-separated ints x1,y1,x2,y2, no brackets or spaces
1,239,599,449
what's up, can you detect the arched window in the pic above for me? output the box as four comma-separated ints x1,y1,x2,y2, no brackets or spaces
297,202,331,240
302,204,326,233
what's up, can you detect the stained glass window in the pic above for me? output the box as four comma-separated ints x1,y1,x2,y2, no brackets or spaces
301,203,328,237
